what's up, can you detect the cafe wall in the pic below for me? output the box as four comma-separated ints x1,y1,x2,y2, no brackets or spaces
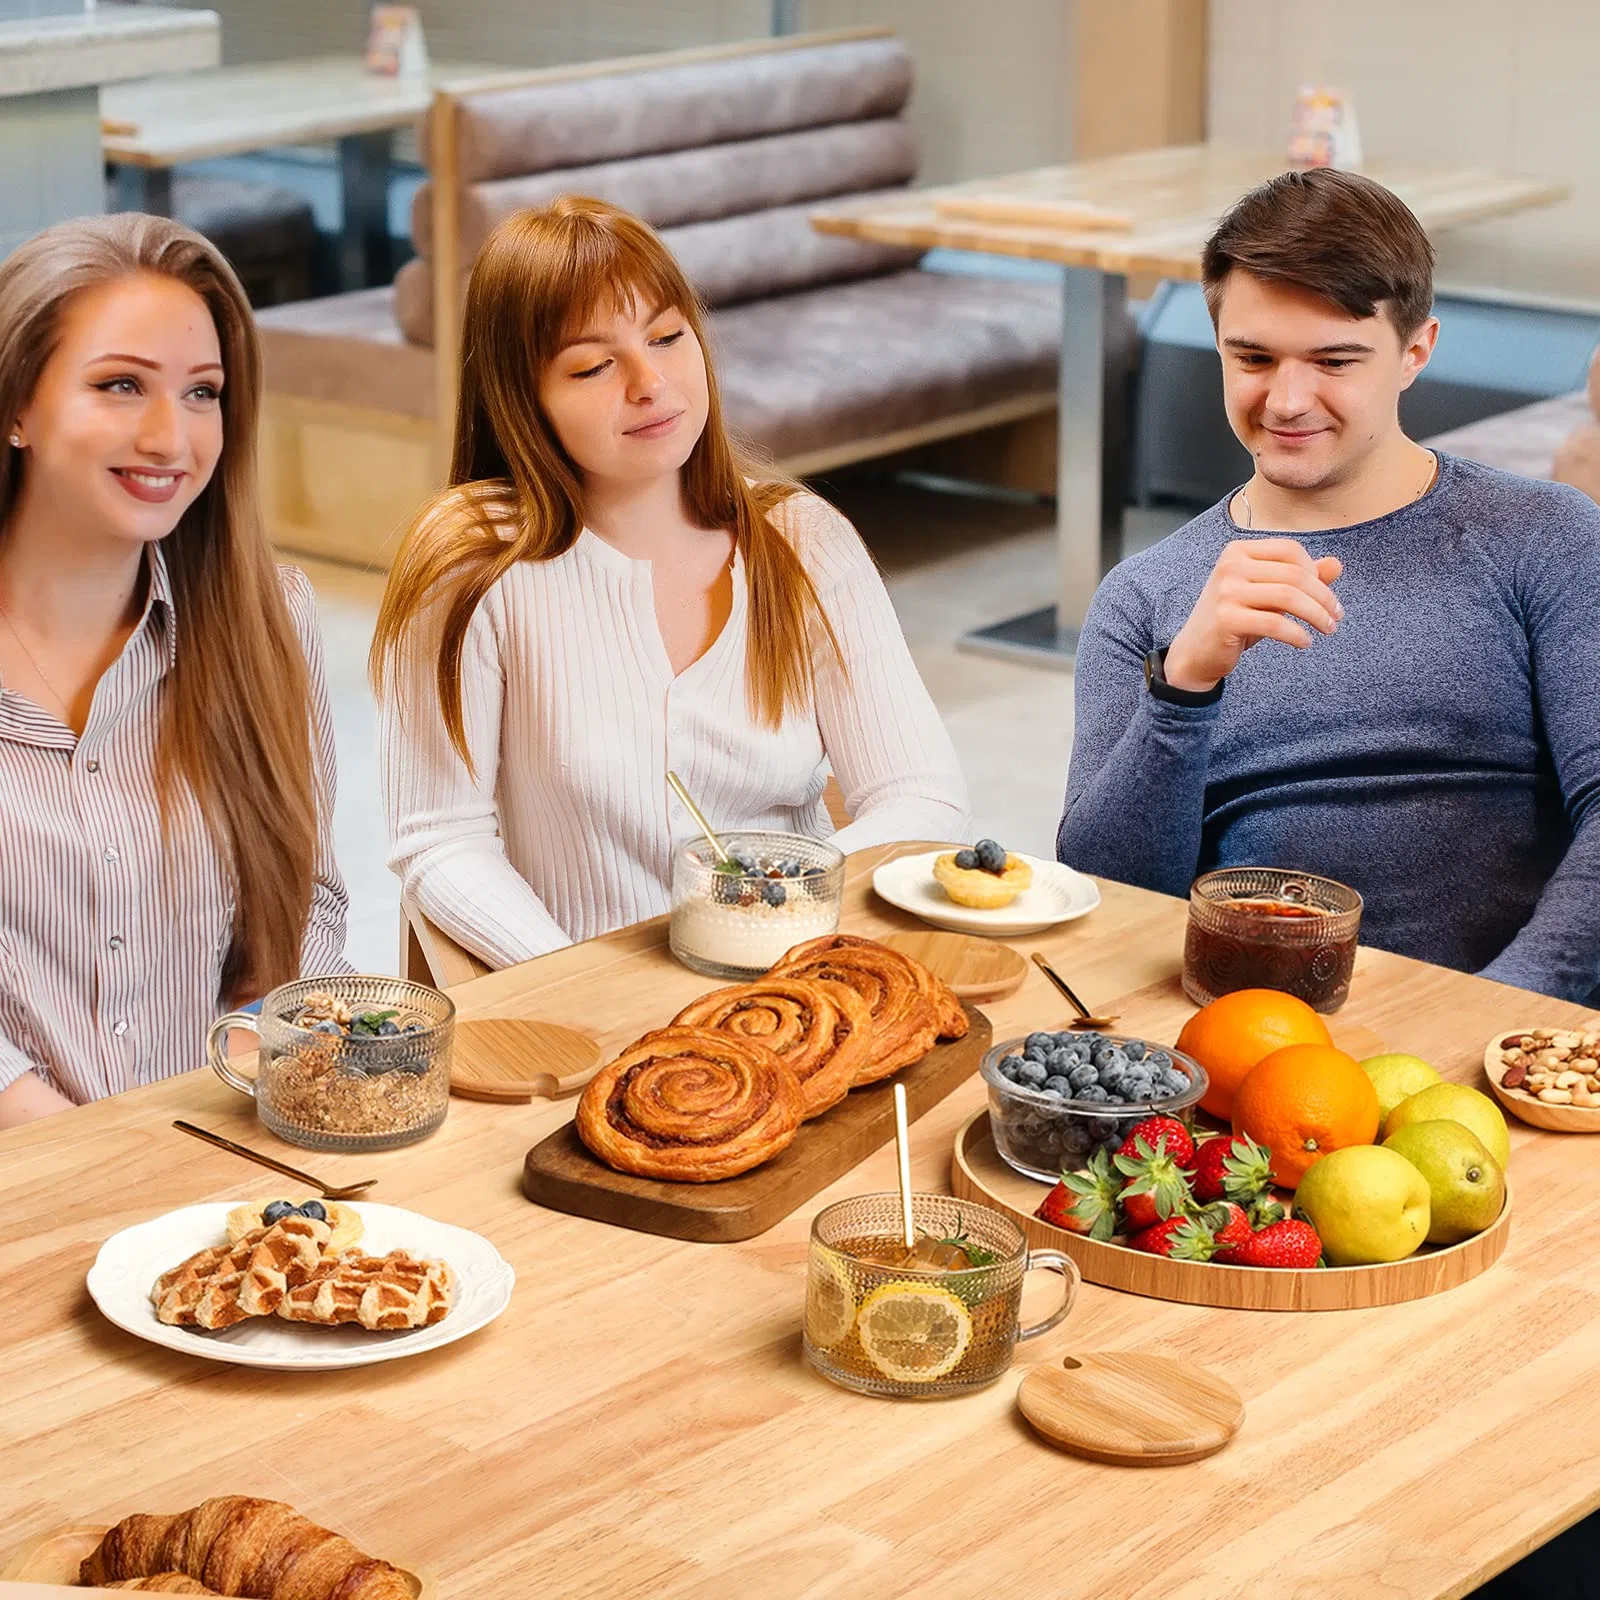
1210,0,1600,308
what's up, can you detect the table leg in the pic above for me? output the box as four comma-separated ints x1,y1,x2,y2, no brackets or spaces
338,128,393,291
959,264,1131,667
111,165,172,216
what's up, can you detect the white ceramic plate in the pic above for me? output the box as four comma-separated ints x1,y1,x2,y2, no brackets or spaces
871,850,1101,937
86,1202,515,1371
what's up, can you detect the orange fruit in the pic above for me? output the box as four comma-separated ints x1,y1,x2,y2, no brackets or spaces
1231,1043,1381,1189
1176,988,1333,1121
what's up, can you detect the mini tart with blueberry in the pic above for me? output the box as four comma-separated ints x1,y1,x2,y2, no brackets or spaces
225,1197,363,1254
933,840,1033,909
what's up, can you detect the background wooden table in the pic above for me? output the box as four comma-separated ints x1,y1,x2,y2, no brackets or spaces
3,844,1596,1598
812,144,1569,663
101,56,489,290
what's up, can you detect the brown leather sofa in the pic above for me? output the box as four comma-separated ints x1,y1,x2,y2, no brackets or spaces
256,29,1063,567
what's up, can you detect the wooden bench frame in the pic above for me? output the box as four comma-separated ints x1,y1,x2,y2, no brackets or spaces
261,27,1056,568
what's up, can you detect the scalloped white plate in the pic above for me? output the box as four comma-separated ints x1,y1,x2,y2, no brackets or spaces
872,850,1101,937
86,1202,514,1371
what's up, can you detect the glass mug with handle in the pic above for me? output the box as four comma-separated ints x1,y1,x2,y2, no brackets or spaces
206,975,455,1153
805,1192,1078,1398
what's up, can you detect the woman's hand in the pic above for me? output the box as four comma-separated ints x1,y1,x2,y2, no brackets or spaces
0,1069,75,1129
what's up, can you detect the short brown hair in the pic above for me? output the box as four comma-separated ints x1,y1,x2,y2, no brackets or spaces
1201,168,1435,336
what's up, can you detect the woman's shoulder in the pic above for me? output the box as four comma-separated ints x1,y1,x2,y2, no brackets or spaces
764,488,868,576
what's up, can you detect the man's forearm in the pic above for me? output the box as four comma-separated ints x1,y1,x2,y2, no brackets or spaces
1057,694,1221,897
1478,824,1600,1003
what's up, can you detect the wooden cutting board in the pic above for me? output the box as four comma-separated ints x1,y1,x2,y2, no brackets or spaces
879,931,1027,1003
1017,1353,1244,1466
450,1017,602,1103
522,1007,992,1243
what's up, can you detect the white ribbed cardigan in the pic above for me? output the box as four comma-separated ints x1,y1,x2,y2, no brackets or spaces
379,493,970,968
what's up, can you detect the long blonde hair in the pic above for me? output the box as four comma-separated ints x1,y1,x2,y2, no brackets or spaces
0,214,317,1003
370,195,840,768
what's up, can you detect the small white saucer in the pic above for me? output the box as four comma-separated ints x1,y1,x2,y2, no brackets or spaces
871,850,1101,937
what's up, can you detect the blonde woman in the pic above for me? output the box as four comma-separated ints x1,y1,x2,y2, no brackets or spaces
372,196,969,968
0,214,348,1127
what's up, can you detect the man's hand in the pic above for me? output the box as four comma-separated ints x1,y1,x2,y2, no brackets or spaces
1162,538,1344,693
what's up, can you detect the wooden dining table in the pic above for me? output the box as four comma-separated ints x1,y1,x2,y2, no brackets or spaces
3,842,1598,1598
811,144,1571,665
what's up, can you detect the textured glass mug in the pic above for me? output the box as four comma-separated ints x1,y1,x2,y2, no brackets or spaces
1184,867,1363,1013
205,976,455,1152
804,1193,1078,1398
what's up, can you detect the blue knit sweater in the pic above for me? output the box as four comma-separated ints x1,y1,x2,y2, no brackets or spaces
1057,454,1600,1002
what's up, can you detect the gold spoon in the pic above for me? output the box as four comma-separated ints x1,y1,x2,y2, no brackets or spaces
666,769,733,866
172,1120,378,1200
1030,952,1120,1031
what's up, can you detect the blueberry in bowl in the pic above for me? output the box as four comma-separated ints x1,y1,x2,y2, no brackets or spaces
979,1029,1208,1184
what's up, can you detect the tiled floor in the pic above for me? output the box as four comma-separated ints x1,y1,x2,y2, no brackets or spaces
302,476,1187,974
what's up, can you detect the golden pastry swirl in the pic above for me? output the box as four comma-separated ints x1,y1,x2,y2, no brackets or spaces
575,1026,804,1182
672,976,873,1120
773,936,967,1084
779,932,969,1043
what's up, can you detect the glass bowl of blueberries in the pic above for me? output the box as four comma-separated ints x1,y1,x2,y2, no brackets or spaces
979,1029,1209,1183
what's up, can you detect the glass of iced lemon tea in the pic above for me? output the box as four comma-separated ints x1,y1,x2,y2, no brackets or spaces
805,1193,1077,1398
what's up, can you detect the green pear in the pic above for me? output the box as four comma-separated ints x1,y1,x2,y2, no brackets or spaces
1382,1121,1505,1244
1383,1081,1511,1171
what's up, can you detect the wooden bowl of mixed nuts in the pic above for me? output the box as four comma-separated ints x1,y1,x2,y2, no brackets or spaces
1484,1026,1600,1133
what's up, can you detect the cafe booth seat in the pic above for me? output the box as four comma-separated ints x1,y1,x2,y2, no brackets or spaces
254,29,1062,569
113,175,316,308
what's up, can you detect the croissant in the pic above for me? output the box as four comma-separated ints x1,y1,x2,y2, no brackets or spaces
80,1497,413,1599
103,1577,221,1593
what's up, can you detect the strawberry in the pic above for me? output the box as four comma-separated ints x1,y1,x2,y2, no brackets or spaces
1116,1115,1195,1168
1205,1200,1252,1252
1189,1132,1276,1204
1216,1218,1323,1269
1035,1149,1119,1242
1128,1212,1221,1261
1114,1134,1193,1231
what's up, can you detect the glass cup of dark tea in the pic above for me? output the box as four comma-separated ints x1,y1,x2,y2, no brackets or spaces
1183,867,1363,1013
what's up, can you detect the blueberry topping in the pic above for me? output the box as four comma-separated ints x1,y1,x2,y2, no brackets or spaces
261,1199,296,1225
1015,1058,1048,1088
295,1199,328,1222
1024,1032,1055,1058
760,879,787,907
729,848,758,873
309,1018,341,1035
1042,1075,1072,1097
953,848,980,870
974,838,1007,873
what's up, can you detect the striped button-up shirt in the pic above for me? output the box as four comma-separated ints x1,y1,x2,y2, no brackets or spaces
0,546,349,1105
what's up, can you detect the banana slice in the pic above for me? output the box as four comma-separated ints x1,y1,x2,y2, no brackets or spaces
224,1198,364,1254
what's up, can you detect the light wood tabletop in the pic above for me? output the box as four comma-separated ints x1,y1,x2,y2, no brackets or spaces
100,55,491,169
813,143,1571,661
3,843,1597,1598
810,142,1571,283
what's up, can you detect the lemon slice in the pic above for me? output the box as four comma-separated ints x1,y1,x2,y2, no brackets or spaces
856,1280,973,1383
806,1247,858,1350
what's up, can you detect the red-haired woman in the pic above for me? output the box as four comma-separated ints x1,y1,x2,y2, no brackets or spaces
372,196,968,967
0,213,348,1127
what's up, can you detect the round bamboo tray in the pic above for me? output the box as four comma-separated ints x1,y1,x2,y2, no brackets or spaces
1483,1028,1600,1134
951,1108,1512,1313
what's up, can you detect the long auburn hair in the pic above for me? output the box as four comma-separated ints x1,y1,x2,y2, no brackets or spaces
0,214,317,1003
370,195,840,769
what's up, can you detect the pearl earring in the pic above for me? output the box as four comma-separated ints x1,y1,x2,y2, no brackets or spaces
7,435,18,448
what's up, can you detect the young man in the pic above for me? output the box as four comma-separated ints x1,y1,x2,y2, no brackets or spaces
1057,168,1600,1002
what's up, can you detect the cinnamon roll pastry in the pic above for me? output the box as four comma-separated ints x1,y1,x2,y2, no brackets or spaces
780,933,968,1042
772,938,961,1084
672,976,873,1119
575,1026,805,1181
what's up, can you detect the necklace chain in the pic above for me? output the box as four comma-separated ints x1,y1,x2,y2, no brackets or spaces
1239,450,1439,530
0,598,72,721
